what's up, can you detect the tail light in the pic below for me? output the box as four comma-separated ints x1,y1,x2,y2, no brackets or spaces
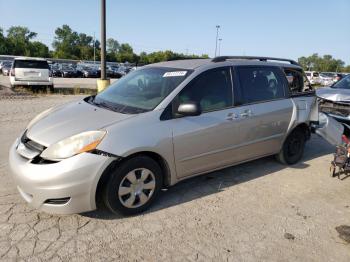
10,68,15,76
342,135,349,144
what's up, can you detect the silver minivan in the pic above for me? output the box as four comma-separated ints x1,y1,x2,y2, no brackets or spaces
9,56,318,215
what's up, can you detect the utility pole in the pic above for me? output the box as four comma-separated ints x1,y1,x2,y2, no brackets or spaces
218,38,222,56
214,25,220,57
97,0,110,92
93,32,96,64
100,0,106,80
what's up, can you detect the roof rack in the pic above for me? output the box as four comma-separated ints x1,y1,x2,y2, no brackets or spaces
211,56,300,66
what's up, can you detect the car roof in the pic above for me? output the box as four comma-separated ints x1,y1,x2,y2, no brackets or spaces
14,57,47,61
147,57,301,70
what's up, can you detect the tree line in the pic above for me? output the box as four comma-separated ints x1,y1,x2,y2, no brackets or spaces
0,25,208,64
298,54,350,73
0,25,349,71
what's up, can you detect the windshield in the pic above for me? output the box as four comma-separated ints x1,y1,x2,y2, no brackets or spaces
93,67,191,114
333,75,350,89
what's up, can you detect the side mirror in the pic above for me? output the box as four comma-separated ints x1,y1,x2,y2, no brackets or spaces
177,101,201,117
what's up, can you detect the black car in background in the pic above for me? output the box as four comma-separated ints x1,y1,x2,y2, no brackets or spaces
50,64,63,77
59,64,78,78
77,66,100,78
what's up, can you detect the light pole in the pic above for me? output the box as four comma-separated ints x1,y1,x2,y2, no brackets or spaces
100,0,106,80
93,32,96,64
214,25,220,57
218,38,222,56
97,0,110,92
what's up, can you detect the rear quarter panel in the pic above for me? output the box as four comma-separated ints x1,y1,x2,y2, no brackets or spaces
286,95,317,136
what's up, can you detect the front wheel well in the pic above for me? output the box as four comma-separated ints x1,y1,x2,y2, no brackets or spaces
293,123,311,140
95,151,171,208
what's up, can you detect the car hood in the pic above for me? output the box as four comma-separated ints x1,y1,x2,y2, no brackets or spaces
26,99,135,147
316,87,350,103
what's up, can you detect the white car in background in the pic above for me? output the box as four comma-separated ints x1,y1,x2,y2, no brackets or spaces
319,73,334,86
10,57,53,91
305,71,321,85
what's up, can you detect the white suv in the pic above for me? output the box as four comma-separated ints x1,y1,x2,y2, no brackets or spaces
10,57,53,91
305,71,321,85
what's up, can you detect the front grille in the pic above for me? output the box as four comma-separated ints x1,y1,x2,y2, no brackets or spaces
319,100,350,118
21,130,45,153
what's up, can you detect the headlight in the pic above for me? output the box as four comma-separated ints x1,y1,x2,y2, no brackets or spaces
40,130,106,161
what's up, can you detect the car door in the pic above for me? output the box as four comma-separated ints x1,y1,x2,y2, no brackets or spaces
171,67,240,178
233,66,294,160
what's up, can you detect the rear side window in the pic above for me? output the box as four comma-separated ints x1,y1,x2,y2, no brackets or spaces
237,67,285,104
14,60,49,69
178,67,233,112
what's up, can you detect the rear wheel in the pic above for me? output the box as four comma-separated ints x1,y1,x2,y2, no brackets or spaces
102,156,163,215
277,128,306,165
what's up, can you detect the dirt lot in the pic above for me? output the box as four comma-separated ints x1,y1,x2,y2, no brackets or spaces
0,75,116,90
0,95,350,261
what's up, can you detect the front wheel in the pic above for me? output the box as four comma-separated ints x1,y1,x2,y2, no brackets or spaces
276,128,306,165
102,156,163,215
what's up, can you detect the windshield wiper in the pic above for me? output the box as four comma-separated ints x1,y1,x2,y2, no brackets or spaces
86,96,148,114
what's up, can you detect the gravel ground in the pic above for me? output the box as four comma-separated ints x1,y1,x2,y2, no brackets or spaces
0,75,117,90
0,95,350,261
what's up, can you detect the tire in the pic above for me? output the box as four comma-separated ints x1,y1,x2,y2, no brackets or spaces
102,156,163,216
276,128,306,165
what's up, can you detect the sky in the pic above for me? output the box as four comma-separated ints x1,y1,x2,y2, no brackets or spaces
1,0,349,64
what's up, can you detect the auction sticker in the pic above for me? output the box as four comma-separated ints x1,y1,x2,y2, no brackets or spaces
163,71,187,77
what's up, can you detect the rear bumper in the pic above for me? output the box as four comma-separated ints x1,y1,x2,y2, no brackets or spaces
8,140,113,214
10,77,53,86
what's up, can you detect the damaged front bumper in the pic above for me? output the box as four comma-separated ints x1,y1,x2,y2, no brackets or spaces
317,87,350,124
318,99,350,123
315,112,344,146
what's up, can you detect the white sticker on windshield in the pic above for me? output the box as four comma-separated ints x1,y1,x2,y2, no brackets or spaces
163,71,187,77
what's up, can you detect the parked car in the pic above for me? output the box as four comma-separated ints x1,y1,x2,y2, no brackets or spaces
319,73,334,86
78,66,100,78
9,57,53,91
317,74,350,124
59,64,78,78
305,71,321,85
1,62,12,76
9,56,318,215
106,66,124,78
49,64,63,77
0,60,12,72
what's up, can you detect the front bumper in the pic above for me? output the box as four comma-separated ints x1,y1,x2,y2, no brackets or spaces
8,140,113,214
